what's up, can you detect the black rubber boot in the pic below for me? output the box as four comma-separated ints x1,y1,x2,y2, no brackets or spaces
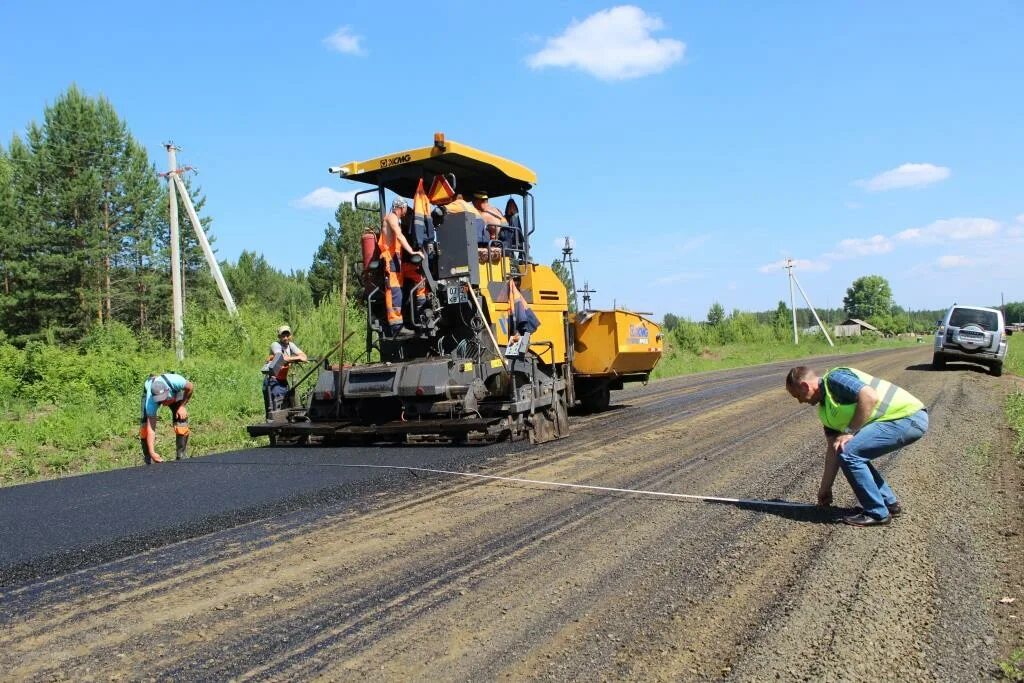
175,433,189,460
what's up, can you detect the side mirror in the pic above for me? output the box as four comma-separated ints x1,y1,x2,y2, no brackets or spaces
408,253,424,265
368,259,381,271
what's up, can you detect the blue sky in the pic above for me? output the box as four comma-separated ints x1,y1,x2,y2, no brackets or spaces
2,1,1021,319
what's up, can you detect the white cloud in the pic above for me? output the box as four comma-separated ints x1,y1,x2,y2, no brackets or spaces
854,163,951,192
896,217,1001,243
936,255,979,270
758,258,829,274
1008,226,1024,239
526,5,685,81
1016,213,1024,224
825,235,894,260
292,187,357,210
323,26,366,56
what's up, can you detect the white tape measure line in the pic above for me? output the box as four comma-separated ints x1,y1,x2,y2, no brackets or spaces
285,462,813,509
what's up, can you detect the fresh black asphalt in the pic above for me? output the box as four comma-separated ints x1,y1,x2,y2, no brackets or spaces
0,443,527,588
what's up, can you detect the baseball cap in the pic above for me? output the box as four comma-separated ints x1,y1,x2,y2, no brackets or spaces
278,324,292,335
151,378,171,403
472,191,488,200
392,198,408,210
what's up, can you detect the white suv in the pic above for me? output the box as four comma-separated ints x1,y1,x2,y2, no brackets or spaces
933,304,1007,376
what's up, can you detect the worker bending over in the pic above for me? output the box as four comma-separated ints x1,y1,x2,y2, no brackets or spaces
785,366,928,527
139,373,194,464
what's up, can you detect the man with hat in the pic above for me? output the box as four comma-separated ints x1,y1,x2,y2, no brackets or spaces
471,191,508,232
471,191,507,263
139,372,194,464
262,324,307,416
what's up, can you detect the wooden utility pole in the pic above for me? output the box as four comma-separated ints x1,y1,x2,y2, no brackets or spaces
165,143,185,361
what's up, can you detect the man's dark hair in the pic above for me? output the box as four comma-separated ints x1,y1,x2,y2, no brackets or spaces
786,366,814,389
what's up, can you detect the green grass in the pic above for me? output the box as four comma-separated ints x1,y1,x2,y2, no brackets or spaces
651,334,918,380
1005,334,1024,461
998,648,1024,681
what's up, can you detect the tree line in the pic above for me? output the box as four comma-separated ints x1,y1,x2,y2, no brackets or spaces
0,86,368,346
663,274,1022,337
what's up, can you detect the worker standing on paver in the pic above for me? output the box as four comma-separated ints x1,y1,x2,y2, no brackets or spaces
139,373,194,465
379,198,420,339
785,366,928,527
262,324,307,416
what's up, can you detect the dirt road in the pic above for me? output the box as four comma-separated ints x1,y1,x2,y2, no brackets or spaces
2,347,1021,681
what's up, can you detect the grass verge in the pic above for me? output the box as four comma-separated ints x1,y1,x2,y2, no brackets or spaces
651,335,918,380
1005,334,1024,462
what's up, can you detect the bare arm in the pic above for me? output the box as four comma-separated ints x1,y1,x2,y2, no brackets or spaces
818,435,841,506
181,381,194,406
145,415,159,458
385,214,418,256
287,345,307,362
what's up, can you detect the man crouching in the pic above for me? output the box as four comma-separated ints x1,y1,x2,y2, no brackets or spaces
785,366,928,527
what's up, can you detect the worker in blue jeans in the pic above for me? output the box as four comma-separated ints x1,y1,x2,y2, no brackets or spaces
786,366,928,527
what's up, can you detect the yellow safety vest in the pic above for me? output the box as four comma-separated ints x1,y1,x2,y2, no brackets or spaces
818,367,924,433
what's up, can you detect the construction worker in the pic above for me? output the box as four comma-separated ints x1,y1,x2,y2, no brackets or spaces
262,324,307,416
785,366,928,527
472,191,507,231
471,191,506,264
400,179,432,327
380,198,420,339
139,373,194,464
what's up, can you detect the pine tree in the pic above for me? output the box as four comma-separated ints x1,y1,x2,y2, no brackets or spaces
309,203,376,305
0,86,167,342
550,260,577,313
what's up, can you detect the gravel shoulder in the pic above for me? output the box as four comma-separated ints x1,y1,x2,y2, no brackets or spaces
1,347,1021,681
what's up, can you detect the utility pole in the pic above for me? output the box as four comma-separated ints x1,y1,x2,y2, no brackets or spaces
171,172,237,316
578,281,597,311
561,236,579,312
165,143,184,361
789,260,834,346
785,258,798,344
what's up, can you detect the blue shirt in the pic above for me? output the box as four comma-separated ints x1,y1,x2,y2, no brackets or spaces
143,373,189,417
824,368,865,405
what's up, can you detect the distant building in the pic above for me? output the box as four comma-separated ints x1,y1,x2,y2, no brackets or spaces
834,318,880,337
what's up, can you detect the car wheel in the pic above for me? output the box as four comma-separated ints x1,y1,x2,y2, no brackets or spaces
990,362,1003,377
932,353,946,369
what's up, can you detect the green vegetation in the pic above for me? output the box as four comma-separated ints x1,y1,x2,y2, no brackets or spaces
0,85,371,486
1005,334,1024,461
998,648,1024,681
0,302,366,485
652,318,916,380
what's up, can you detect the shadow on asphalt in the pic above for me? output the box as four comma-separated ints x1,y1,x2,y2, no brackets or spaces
905,363,991,374
568,404,628,417
704,498,857,524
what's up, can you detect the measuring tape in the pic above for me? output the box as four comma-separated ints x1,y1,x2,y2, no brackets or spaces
194,461,814,509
